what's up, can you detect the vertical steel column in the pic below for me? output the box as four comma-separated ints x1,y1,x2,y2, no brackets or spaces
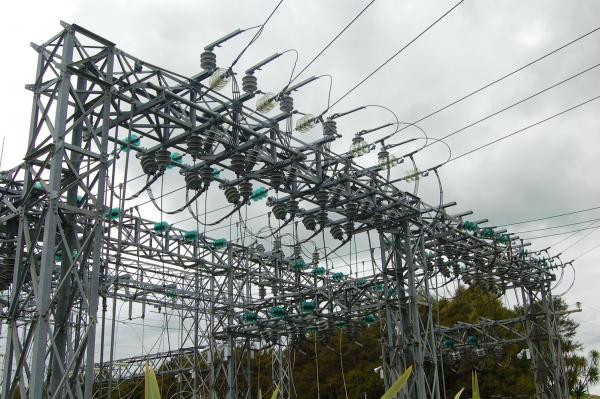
226,244,237,399
209,268,217,399
522,287,548,399
193,270,201,398
83,46,114,399
1,44,44,399
399,220,427,399
541,288,569,398
378,231,405,391
29,27,75,399
49,68,87,399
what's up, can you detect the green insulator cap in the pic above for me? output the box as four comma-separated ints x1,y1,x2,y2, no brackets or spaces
250,186,269,202
467,335,478,346
167,152,183,169
372,282,385,292
307,326,319,334
495,234,510,245
243,311,258,324
184,230,199,242
120,133,141,152
166,289,177,299
356,278,367,288
106,208,121,221
212,238,228,250
300,301,316,314
293,258,306,272
33,181,44,191
335,321,346,329
362,314,376,326
482,228,495,239
270,306,286,319
312,266,326,276
332,272,345,282
212,168,221,177
443,338,455,349
153,221,170,233
462,221,478,232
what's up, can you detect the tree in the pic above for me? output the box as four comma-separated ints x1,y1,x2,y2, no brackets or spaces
569,350,600,399
435,286,535,397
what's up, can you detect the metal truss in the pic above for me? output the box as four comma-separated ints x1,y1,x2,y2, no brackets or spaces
0,22,571,399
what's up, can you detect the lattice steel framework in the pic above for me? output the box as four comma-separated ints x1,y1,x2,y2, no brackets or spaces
0,22,570,399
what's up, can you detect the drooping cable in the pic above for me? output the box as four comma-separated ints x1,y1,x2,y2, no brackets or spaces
230,0,285,69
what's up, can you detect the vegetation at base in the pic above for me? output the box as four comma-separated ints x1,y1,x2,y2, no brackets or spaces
85,286,592,398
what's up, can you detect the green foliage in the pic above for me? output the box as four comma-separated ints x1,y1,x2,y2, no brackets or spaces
569,350,600,398
96,286,584,399
292,329,384,399
436,286,535,397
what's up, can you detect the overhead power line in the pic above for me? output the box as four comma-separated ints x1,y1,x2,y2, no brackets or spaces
290,0,377,83
497,205,600,228
396,25,600,134
328,0,465,110
512,218,600,234
522,225,600,240
562,225,600,253
573,242,600,261
431,62,600,145
446,93,600,164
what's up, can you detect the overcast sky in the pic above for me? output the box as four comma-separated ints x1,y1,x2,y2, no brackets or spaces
1,0,599,394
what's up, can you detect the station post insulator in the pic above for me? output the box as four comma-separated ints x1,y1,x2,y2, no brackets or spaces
200,50,217,71
187,134,203,158
345,201,359,220
316,190,329,207
302,214,316,231
317,209,328,226
270,169,284,189
280,94,293,113
330,225,344,241
245,147,261,171
155,149,171,170
272,204,287,220
239,181,253,201
199,165,214,185
323,120,337,139
224,186,240,204
185,172,203,191
286,200,299,217
230,153,246,175
141,153,158,175
242,73,257,93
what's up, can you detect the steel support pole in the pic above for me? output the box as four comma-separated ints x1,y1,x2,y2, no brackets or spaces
226,244,236,399
1,45,44,399
83,47,114,399
29,27,74,399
